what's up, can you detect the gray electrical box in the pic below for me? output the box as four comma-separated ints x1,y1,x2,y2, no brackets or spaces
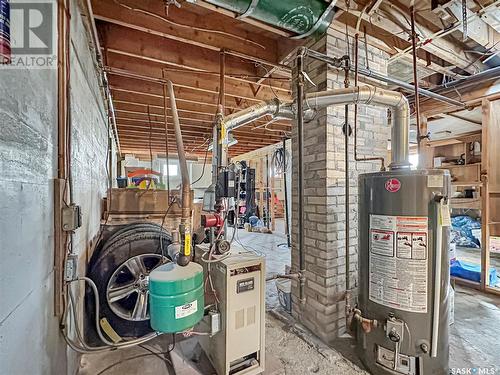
62,204,82,231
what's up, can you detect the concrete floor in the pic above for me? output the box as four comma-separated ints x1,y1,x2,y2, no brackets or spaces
78,221,500,374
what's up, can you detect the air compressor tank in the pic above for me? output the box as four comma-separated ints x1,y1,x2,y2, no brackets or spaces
149,262,204,333
357,169,451,375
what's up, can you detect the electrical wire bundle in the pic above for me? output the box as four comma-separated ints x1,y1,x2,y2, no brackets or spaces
271,146,290,176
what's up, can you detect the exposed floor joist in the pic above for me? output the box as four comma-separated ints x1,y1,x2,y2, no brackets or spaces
92,0,299,156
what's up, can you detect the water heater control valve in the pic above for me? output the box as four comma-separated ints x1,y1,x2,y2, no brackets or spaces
386,317,404,343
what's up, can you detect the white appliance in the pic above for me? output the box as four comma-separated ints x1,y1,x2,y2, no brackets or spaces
197,244,265,375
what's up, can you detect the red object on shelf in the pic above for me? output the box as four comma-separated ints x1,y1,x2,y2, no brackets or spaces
127,169,161,177
201,213,224,228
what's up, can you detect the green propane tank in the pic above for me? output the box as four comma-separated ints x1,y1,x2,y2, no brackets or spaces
149,262,204,333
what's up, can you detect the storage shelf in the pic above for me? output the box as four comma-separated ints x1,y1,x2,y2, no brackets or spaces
436,163,481,169
451,181,483,186
450,198,481,210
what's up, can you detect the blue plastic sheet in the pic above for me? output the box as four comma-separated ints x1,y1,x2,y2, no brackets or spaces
450,259,497,285
451,215,481,248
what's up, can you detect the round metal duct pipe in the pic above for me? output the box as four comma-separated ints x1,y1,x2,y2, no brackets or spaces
201,0,337,39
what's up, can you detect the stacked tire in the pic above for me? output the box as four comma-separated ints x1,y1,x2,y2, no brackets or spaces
86,223,172,342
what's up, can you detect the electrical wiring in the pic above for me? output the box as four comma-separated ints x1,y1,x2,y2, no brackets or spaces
95,334,176,375
62,277,162,354
271,146,290,175
254,62,281,100
201,250,231,263
138,344,173,368
191,139,211,186
113,0,265,50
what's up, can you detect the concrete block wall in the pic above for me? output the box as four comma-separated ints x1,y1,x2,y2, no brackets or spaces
291,27,390,344
0,1,112,374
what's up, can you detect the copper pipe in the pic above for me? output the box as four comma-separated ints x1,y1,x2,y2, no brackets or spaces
162,83,171,200
410,5,422,156
84,0,121,156
219,50,226,113
57,0,70,181
353,34,385,170
166,81,191,228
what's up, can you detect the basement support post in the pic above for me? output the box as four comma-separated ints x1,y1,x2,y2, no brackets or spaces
283,138,291,248
296,47,306,305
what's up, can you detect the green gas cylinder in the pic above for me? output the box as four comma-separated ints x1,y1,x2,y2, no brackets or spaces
149,262,204,333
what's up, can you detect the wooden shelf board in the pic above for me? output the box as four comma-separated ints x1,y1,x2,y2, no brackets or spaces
436,163,481,169
451,181,483,186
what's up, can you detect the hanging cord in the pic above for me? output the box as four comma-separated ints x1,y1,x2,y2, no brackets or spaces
191,138,211,186
95,334,176,375
113,0,265,50
271,146,290,175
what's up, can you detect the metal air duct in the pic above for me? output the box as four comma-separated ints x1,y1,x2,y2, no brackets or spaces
199,0,337,39
225,85,411,169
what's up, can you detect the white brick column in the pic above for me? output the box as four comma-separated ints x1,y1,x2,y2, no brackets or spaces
291,28,390,344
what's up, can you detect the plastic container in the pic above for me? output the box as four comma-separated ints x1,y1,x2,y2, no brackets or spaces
275,278,292,313
149,262,204,333
116,177,128,188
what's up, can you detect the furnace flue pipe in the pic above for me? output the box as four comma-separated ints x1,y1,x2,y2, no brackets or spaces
166,80,192,265
225,85,411,168
304,85,411,169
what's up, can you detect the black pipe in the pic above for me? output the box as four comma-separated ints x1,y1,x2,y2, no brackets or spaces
297,47,306,304
410,6,422,155
435,65,500,92
282,138,291,248
343,61,351,293
266,154,270,229
303,47,464,108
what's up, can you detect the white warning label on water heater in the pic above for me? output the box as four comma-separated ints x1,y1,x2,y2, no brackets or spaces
369,214,428,313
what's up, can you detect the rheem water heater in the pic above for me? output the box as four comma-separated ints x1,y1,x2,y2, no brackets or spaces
357,169,451,375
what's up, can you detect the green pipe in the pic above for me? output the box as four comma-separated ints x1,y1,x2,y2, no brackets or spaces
203,0,336,39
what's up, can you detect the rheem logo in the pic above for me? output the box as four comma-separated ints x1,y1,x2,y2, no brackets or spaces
385,178,401,193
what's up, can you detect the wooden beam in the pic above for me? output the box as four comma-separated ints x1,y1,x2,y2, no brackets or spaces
105,58,290,102
105,53,290,93
99,23,265,83
336,0,486,74
92,0,283,67
116,120,288,139
112,100,291,128
420,80,500,116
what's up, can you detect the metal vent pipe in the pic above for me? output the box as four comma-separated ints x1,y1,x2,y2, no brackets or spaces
200,0,337,39
225,84,411,169
305,85,410,169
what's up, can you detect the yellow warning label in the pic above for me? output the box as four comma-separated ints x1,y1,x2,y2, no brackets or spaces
440,202,451,227
184,232,192,256
220,122,226,144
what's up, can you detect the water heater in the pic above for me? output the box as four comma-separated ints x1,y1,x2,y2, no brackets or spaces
357,169,451,375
